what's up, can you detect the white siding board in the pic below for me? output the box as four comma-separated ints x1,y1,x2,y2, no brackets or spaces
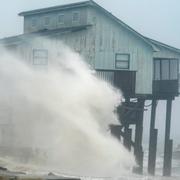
88,8,153,94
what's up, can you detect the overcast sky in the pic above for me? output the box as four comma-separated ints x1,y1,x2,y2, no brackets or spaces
0,0,180,146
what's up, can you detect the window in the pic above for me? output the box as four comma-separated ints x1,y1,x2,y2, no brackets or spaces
154,59,179,80
32,18,37,27
154,60,160,80
33,49,48,65
115,53,130,69
170,60,178,80
72,12,80,23
44,16,50,26
161,60,169,80
58,14,64,24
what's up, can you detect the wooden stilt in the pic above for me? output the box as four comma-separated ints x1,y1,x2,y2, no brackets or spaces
148,100,158,175
134,99,145,174
163,99,173,176
123,126,132,151
109,124,121,141
148,129,158,175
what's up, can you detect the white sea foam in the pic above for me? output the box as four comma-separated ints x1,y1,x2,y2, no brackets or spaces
0,39,135,177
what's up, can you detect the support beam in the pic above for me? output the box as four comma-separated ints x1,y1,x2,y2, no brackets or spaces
149,100,157,137
134,99,145,174
123,126,132,151
148,100,158,175
163,99,173,176
109,125,121,141
148,129,158,175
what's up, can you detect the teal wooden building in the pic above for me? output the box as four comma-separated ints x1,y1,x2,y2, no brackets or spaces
0,0,180,176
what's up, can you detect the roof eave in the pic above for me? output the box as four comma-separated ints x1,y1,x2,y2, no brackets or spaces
145,37,180,54
0,25,92,45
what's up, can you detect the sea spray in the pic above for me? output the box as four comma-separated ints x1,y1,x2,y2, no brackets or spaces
0,38,135,177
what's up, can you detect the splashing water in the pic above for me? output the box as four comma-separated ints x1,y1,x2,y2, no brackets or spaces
0,39,135,177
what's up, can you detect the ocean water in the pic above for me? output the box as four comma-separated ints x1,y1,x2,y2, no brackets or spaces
143,149,180,179
0,152,180,180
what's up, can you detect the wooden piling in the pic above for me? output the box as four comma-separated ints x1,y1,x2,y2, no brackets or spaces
163,99,173,176
148,100,158,175
134,99,145,174
109,124,121,140
148,128,158,175
123,126,132,151
163,139,173,176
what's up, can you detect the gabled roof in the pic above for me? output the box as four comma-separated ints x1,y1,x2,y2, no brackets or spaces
18,0,159,52
145,37,180,54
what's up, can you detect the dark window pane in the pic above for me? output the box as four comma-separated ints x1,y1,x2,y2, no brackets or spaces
170,60,178,80
154,60,160,80
161,60,169,80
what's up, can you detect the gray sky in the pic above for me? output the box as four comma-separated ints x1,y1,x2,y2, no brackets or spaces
0,0,180,48
0,0,180,146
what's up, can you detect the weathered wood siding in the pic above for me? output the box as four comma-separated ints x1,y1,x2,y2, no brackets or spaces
57,27,96,67
24,7,88,33
14,6,155,95
87,7,153,95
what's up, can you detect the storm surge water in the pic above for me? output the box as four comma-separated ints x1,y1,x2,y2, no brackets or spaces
0,39,135,177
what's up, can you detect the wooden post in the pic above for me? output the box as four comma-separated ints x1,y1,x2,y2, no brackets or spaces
148,129,158,175
163,99,173,176
123,126,132,151
110,125,121,141
134,99,145,174
148,100,158,175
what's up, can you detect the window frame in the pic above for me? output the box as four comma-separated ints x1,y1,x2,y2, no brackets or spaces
154,59,161,80
57,14,65,25
31,18,37,27
153,58,179,80
161,59,170,80
72,12,80,23
170,60,179,80
33,49,48,66
44,16,50,26
115,53,130,70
